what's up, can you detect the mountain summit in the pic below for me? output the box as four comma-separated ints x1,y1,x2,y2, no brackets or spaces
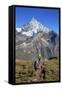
16,17,50,36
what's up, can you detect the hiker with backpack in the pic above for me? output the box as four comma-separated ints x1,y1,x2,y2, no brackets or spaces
33,55,45,81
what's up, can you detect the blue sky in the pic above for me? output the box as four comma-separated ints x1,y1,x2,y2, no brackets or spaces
16,7,59,33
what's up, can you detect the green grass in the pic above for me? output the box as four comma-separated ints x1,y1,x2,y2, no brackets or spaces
15,58,59,83
44,59,59,81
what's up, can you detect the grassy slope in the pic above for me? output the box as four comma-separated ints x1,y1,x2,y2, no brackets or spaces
15,58,59,83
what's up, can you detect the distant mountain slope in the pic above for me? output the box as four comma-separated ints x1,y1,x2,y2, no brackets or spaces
16,18,59,61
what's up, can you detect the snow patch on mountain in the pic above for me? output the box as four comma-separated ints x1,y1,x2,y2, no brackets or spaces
16,28,21,32
22,31,33,36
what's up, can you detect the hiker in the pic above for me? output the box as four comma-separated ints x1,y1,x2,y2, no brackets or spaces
34,58,45,80
40,63,45,80
34,58,41,71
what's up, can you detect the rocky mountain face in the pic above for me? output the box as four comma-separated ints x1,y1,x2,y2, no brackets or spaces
16,18,59,61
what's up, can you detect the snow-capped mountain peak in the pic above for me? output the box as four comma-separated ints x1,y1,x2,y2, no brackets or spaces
29,17,40,26
16,17,50,36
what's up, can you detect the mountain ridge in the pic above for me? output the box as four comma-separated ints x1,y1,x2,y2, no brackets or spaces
16,17,59,61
